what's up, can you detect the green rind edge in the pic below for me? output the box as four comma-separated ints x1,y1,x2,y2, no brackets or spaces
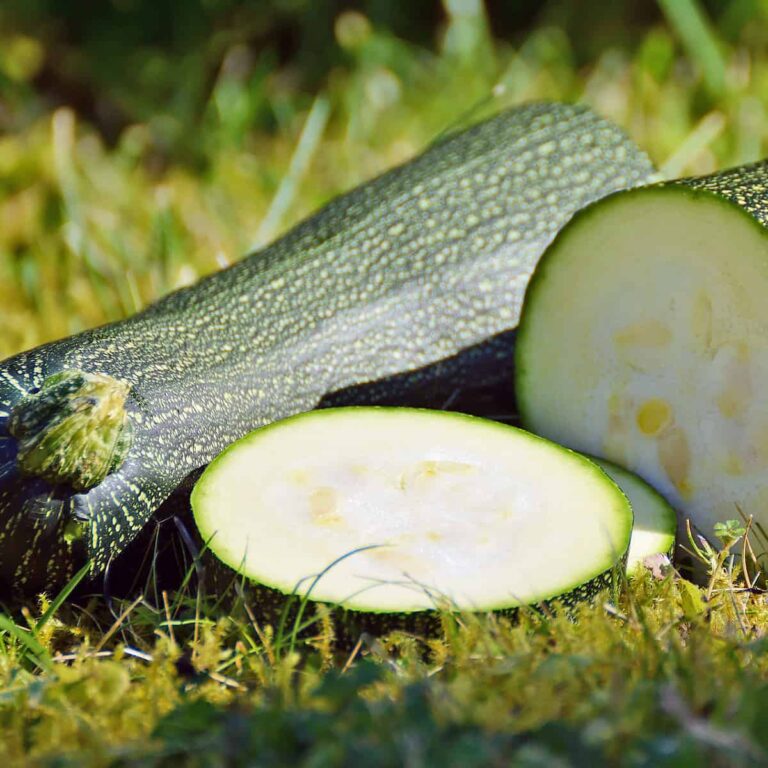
587,455,677,563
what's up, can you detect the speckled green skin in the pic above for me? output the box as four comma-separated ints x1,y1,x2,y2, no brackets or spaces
678,160,768,223
0,102,654,595
208,561,622,645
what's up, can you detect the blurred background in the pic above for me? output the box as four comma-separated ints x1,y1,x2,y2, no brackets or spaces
0,0,766,357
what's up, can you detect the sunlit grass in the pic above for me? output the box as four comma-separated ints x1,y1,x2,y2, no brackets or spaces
3,551,768,765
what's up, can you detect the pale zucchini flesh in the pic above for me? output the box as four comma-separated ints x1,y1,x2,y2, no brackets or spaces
517,169,768,545
191,408,632,613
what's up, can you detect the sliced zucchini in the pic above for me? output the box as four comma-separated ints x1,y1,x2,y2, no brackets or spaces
191,407,632,615
516,163,768,544
589,457,676,571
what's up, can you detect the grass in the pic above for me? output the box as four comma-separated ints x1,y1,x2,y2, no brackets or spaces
4,543,768,767
2,1,768,765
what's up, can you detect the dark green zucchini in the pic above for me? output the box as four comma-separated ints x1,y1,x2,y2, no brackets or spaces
0,102,654,595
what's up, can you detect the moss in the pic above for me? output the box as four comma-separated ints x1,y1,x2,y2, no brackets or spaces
1,565,768,766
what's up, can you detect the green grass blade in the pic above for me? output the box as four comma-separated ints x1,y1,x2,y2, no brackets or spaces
252,95,330,249
284,544,384,655
0,613,53,672
34,560,92,633
658,0,727,97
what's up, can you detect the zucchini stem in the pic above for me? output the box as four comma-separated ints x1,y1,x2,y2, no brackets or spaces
8,370,133,491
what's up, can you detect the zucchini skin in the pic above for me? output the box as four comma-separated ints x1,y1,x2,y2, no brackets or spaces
0,102,654,595
677,160,768,224
214,564,621,644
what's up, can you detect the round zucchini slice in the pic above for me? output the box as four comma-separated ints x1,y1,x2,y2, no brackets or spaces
516,166,768,545
589,457,676,571
191,407,632,615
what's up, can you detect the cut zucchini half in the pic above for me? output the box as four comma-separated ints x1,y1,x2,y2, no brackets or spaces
191,407,632,614
516,164,768,544
589,457,676,571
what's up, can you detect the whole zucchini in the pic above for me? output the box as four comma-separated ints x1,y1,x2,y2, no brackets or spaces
0,102,654,594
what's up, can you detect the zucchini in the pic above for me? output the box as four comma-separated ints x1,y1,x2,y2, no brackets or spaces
588,457,676,571
191,407,633,618
516,162,768,545
0,102,654,595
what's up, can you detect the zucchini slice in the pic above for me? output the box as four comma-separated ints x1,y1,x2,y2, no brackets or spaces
589,457,676,571
516,163,768,544
191,407,632,614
